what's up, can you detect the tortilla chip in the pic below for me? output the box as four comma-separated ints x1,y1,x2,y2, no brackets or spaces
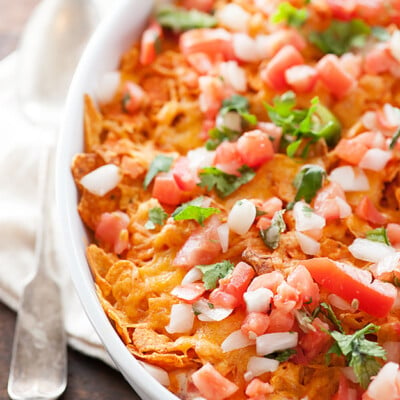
84,94,103,152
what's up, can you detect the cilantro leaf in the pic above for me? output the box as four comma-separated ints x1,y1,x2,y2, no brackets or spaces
371,26,390,41
156,5,217,31
172,197,220,225
260,209,286,250
198,165,256,198
145,206,168,230
265,348,297,362
271,2,308,28
293,165,326,203
390,128,400,149
309,19,371,56
197,260,235,290
366,227,390,246
320,302,344,333
143,155,174,189
220,95,258,126
328,323,386,388
205,126,241,150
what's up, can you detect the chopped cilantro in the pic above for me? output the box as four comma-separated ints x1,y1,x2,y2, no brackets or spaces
366,227,390,246
271,2,308,28
156,5,217,31
145,206,168,230
371,26,391,41
327,323,386,388
265,348,297,362
198,165,256,198
309,19,371,56
172,197,220,225
390,128,400,149
197,260,235,290
220,95,258,126
143,154,174,189
319,302,344,333
293,165,326,203
260,210,286,250
205,126,241,150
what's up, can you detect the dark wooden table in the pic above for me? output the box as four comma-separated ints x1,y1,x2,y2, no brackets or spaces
0,1,139,399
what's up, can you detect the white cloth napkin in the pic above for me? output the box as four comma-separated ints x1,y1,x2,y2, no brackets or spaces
0,1,115,367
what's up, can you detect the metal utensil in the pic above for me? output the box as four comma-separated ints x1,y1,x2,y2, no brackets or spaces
8,0,98,398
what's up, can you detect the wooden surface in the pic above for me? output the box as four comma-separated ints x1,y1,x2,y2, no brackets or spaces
0,2,139,399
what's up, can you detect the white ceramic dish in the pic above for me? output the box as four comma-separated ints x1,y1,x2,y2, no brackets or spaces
56,1,179,399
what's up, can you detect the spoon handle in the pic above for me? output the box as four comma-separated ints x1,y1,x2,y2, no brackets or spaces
8,145,67,400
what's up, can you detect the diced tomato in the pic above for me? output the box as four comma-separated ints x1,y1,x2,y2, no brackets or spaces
260,45,304,91
355,0,385,22
273,281,301,313
182,0,214,12
248,271,284,293
180,28,235,60
267,308,295,332
355,131,387,150
287,265,320,310
173,216,222,268
121,82,146,114
299,318,331,361
236,130,274,168
245,379,274,398
285,65,318,93
387,223,400,248
256,216,272,230
171,283,206,303
363,362,400,400
198,75,225,119
262,29,307,59
260,197,283,218
172,157,199,191
140,21,162,66
214,141,244,175
364,44,396,75
152,173,183,206
95,211,130,254
200,118,215,140
192,363,239,400
257,122,282,152
355,196,387,225
313,182,347,221
327,0,356,20
340,53,362,79
186,52,218,75
302,257,397,318
335,138,368,165
241,312,270,338
316,54,356,98
208,289,238,309
333,374,358,400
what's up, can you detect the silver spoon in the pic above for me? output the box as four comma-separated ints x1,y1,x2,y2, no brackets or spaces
7,0,98,398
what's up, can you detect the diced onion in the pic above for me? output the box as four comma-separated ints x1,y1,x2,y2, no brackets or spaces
216,110,242,132
228,199,256,235
348,238,396,263
295,231,320,256
221,329,254,353
217,3,251,32
194,299,233,322
327,294,355,311
182,267,203,285
233,33,260,62
371,252,400,279
383,341,400,363
246,357,279,378
329,166,370,192
165,303,194,334
366,362,400,399
361,111,378,131
244,288,273,313
217,223,230,253
80,164,120,196
359,148,392,171
335,196,352,218
219,61,247,93
139,361,170,386
383,103,400,128
390,30,400,63
255,34,272,60
256,332,298,356
96,71,120,104
293,201,326,232
187,147,215,171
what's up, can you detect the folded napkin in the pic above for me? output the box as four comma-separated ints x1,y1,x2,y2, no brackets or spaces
0,1,115,367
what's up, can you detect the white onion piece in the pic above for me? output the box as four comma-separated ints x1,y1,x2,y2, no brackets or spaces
383,342,400,363
328,294,355,311
233,33,260,62
244,288,273,313
372,253,400,279
383,103,400,127
390,30,400,63
181,267,203,285
246,356,279,378
295,231,320,256
359,148,392,171
219,61,247,93
96,71,120,104
221,329,254,353
293,201,326,232
139,361,170,386
228,199,257,235
348,238,396,263
217,3,251,32
166,304,194,334
194,299,233,322
256,332,298,356
366,362,399,399
361,111,378,131
217,223,230,253
187,147,215,171
255,34,272,60
329,166,370,192
80,164,120,196
335,196,352,218
216,110,242,132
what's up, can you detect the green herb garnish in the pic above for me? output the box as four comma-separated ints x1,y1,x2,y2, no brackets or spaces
197,260,235,290
366,227,390,246
205,126,241,150
271,2,308,27
220,95,258,126
143,155,174,189
320,302,344,333
293,165,326,203
390,128,400,149
145,206,168,230
371,26,391,41
260,210,286,250
265,348,297,362
172,197,220,225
